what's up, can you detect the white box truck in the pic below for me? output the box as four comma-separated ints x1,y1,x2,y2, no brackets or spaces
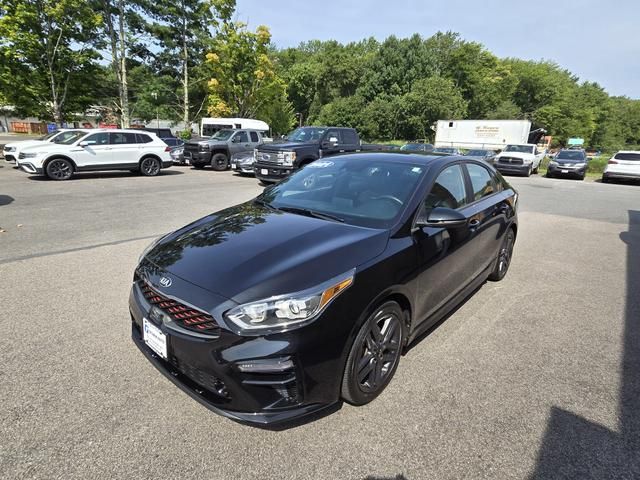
434,120,533,150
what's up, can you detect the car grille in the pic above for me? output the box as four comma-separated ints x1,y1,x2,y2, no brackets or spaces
184,143,200,154
140,281,220,335
499,156,524,165
256,151,280,165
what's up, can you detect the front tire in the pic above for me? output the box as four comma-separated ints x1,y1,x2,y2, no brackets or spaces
140,157,161,176
45,158,74,180
211,153,228,171
525,165,532,177
489,228,515,281
341,301,405,406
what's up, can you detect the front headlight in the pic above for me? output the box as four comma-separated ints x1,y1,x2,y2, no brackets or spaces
199,143,210,151
278,151,296,166
4,146,15,152
549,161,558,166
20,152,44,159
574,162,586,168
224,269,355,334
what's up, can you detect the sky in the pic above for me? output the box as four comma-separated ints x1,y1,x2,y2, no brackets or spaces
235,0,640,99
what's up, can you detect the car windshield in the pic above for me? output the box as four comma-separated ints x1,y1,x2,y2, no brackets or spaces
52,130,86,144
466,150,489,156
38,131,59,141
211,129,234,140
504,145,533,153
57,131,89,145
286,127,327,142
556,150,585,160
401,143,425,151
258,157,426,229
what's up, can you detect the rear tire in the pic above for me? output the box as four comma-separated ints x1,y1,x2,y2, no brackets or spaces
45,158,74,181
601,175,609,183
489,228,515,281
140,157,161,176
211,153,228,171
341,301,405,406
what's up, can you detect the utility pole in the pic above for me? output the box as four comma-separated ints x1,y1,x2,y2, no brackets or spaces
151,91,159,130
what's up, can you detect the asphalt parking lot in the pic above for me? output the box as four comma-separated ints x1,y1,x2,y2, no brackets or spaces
1,162,639,479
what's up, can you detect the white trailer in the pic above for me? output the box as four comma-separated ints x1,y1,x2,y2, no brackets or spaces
434,120,532,150
200,117,269,137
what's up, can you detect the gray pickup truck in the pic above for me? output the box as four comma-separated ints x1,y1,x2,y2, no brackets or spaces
184,129,264,171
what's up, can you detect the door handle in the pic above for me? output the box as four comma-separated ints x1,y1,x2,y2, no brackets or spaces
468,219,481,230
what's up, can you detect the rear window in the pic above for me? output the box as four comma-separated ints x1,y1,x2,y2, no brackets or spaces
136,133,153,144
614,152,640,161
250,131,259,142
556,150,585,160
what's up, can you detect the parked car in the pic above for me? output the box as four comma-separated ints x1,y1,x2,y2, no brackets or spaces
3,129,92,164
400,143,434,152
184,129,264,171
170,146,187,165
432,147,462,155
231,151,256,175
253,126,361,184
493,144,546,177
162,137,184,148
602,151,640,183
18,129,172,180
130,153,518,426
547,149,588,180
465,149,497,164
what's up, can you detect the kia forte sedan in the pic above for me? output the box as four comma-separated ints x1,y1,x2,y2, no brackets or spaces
130,153,518,426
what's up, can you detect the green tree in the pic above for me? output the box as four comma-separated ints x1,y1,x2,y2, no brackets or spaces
206,23,294,129
0,0,102,124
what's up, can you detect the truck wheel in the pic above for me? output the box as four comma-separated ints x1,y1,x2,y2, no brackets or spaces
525,165,532,177
211,153,228,171
533,164,539,174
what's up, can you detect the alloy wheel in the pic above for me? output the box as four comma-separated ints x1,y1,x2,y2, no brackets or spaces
356,312,402,394
141,158,160,176
497,230,515,277
47,160,72,180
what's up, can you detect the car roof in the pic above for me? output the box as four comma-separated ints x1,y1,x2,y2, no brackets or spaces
616,150,640,154
334,152,460,166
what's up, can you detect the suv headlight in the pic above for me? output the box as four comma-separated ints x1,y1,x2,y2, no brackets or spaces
224,269,355,334
4,146,15,152
277,151,296,166
199,143,210,151
574,162,586,168
20,152,42,159
549,160,558,166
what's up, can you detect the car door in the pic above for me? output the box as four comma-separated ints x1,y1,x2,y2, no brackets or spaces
412,163,478,325
70,132,112,168
229,131,250,155
110,132,139,166
249,130,261,148
463,162,511,277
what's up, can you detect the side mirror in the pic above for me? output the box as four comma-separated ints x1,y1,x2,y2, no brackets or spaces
79,140,95,147
416,207,467,228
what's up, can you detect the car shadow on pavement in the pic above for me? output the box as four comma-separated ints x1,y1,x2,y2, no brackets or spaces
529,210,640,479
364,475,409,480
25,169,185,181
0,194,14,206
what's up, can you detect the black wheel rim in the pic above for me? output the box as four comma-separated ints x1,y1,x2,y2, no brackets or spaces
355,312,402,393
498,231,515,276
49,160,71,179
215,157,227,168
142,158,159,175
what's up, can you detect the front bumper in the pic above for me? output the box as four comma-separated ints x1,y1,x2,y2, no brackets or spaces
548,164,586,177
494,162,531,175
254,162,295,182
231,160,255,174
128,270,348,426
19,162,43,174
603,168,640,180
184,151,211,165
3,152,16,162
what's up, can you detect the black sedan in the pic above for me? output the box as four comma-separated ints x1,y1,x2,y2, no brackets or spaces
547,149,588,179
130,153,518,426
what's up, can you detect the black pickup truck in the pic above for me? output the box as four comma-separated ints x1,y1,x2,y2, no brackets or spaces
253,126,362,183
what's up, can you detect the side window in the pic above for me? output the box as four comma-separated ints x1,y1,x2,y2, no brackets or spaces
249,131,259,143
466,163,496,201
424,165,467,210
325,130,342,144
136,134,153,144
83,132,109,145
342,129,358,144
110,132,137,145
233,131,248,143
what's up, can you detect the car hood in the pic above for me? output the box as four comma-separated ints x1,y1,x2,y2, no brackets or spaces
258,141,317,152
145,202,389,303
5,140,44,150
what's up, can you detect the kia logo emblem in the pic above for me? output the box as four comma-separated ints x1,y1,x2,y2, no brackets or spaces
159,276,172,288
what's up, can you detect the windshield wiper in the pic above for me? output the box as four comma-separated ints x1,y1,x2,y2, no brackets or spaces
277,206,344,223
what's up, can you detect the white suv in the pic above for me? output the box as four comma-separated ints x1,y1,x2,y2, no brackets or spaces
18,129,172,180
602,151,640,183
3,129,91,165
